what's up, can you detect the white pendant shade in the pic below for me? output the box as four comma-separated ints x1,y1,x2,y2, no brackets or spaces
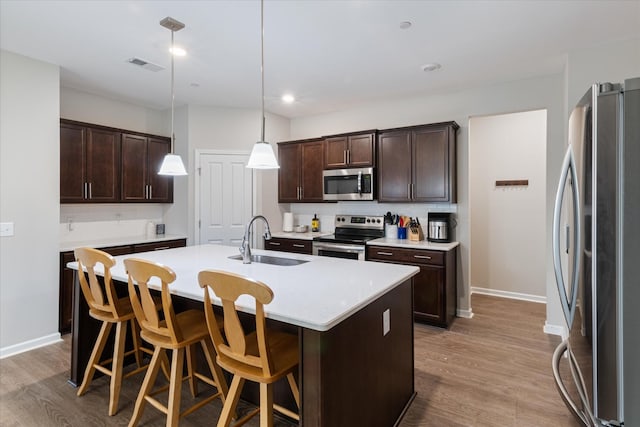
158,153,188,176
246,141,279,169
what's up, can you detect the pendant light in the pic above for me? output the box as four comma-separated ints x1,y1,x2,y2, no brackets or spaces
246,0,280,169
158,16,188,176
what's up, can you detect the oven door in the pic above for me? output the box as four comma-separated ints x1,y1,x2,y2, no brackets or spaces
312,241,365,261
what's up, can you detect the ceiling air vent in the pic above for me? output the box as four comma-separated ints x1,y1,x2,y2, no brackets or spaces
126,57,164,72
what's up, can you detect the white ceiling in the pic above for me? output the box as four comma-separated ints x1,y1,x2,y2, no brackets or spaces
1,0,639,118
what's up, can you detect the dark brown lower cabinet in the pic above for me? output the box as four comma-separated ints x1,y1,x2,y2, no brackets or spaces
264,237,312,254
366,245,457,327
58,238,186,334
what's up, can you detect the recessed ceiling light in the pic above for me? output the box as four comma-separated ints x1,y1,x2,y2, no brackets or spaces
399,21,412,30
170,46,186,56
282,94,295,103
421,63,441,72
190,82,200,87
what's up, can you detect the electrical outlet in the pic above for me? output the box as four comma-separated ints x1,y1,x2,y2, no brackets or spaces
1,222,15,237
383,309,390,336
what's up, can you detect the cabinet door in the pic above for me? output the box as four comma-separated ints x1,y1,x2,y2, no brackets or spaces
121,134,148,201
347,133,374,167
147,137,173,202
300,140,324,202
60,124,87,203
59,251,76,333
278,143,302,202
377,131,412,201
324,136,349,169
413,126,452,202
413,265,445,324
86,128,120,202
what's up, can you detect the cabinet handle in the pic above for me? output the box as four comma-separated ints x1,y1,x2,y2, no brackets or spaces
149,185,152,199
268,242,281,246
343,150,347,164
408,184,412,199
84,182,88,199
293,244,305,248
153,246,170,251
376,251,394,256
88,182,92,199
347,149,350,164
413,255,432,260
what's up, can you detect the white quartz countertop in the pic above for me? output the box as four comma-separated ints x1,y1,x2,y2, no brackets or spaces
367,238,459,251
270,231,333,240
60,234,187,252
67,244,418,332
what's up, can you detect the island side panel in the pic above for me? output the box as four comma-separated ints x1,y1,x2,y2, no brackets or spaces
301,278,414,427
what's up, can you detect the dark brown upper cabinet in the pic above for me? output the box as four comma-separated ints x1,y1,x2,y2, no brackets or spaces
377,122,458,203
121,134,173,203
278,139,324,203
324,131,376,169
60,119,173,204
60,122,120,203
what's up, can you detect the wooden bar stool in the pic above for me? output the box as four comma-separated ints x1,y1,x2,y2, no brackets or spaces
74,247,156,416
124,258,229,427
198,270,300,427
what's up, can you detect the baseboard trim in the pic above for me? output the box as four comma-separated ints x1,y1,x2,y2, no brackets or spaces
0,333,62,359
544,322,568,339
456,308,474,319
471,286,546,304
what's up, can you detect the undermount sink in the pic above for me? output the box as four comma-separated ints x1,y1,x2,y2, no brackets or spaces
228,254,309,266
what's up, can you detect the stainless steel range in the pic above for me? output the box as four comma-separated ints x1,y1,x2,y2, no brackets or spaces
312,214,385,261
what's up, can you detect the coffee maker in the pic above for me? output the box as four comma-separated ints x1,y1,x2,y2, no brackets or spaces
427,212,453,243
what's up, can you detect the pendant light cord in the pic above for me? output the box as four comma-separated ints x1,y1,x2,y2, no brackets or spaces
171,29,176,153
260,0,265,143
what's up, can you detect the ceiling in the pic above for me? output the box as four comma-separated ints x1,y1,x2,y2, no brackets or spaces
1,0,639,118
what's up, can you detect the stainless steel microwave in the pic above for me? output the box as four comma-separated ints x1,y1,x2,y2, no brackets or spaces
322,167,374,201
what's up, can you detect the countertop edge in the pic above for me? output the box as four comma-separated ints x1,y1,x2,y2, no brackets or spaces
60,234,187,252
367,238,459,251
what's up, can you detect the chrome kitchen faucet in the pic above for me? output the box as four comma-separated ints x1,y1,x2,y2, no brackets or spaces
240,215,272,264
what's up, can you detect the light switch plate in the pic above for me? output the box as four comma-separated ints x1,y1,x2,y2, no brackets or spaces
1,222,14,237
383,309,390,336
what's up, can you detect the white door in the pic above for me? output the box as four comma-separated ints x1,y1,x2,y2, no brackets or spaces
197,152,253,246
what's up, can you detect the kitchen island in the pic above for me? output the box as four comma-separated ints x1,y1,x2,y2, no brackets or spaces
68,244,419,427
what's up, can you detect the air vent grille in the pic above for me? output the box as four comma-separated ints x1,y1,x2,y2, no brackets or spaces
127,57,164,72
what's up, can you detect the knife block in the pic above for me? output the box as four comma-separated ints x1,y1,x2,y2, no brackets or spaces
409,225,423,241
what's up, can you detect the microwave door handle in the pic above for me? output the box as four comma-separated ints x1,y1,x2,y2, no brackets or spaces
358,171,362,195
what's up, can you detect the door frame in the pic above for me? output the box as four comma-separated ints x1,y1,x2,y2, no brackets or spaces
194,149,256,246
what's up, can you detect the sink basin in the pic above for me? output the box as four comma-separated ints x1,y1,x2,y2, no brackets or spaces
228,254,309,266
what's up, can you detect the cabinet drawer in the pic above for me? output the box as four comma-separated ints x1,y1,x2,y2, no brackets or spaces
132,239,187,253
265,237,312,255
366,246,444,266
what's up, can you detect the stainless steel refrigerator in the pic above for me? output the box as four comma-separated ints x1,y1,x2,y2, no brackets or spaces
552,77,639,426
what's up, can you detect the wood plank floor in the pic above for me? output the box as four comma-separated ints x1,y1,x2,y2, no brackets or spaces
0,294,580,426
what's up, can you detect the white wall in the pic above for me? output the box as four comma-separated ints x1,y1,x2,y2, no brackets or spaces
0,50,60,356
61,86,167,135
567,37,640,109
469,110,547,300
178,105,289,245
290,74,565,321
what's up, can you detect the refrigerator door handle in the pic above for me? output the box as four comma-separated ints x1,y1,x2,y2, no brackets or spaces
552,340,596,426
552,145,582,329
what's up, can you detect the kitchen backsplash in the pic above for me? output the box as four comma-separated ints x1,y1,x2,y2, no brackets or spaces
285,202,457,239
60,204,164,243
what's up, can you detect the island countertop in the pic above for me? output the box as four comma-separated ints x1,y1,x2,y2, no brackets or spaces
68,244,418,332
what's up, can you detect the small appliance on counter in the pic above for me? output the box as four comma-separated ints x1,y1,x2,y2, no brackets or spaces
427,213,452,243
